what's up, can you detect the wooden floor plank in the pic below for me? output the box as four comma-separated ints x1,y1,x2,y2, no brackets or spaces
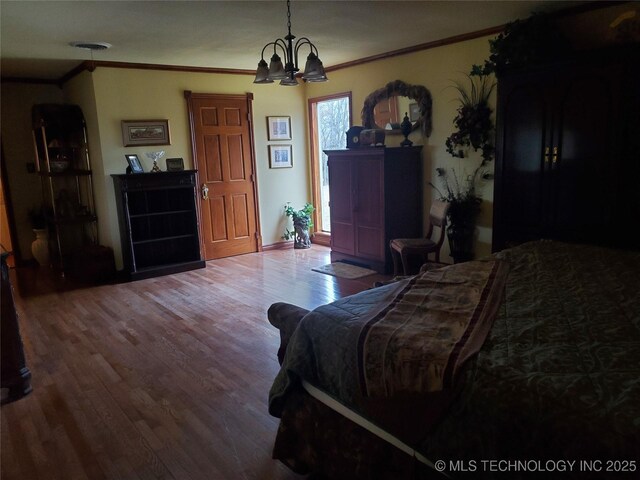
1,246,389,479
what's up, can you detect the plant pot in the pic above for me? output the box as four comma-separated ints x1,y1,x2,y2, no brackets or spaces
293,220,311,249
447,223,475,264
31,229,50,267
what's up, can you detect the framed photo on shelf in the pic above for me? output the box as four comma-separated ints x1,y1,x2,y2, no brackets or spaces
125,154,144,174
269,145,293,168
165,157,184,172
267,116,291,141
121,119,171,147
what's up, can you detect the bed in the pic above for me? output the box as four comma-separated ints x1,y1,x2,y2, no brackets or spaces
267,241,640,479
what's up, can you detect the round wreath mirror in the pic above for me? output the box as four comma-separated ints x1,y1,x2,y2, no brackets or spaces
361,80,433,137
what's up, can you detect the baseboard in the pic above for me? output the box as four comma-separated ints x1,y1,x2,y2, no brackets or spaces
311,232,330,247
262,240,293,251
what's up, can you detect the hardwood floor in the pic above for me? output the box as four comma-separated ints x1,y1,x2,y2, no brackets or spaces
1,246,389,480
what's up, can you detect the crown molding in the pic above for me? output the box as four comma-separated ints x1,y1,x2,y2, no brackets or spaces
325,25,504,73
55,60,256,85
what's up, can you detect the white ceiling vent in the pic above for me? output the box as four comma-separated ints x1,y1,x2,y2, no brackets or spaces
69,42,112,51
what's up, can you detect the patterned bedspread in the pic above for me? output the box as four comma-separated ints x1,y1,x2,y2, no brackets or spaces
270,258,508,433
269,241,640,477
423,241,640,465
359,259,508,398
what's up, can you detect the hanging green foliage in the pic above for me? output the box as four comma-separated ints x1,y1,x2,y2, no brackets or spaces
471,12,571,77
445,74,495,165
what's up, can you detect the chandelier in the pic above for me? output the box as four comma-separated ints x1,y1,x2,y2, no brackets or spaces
253,0,328,86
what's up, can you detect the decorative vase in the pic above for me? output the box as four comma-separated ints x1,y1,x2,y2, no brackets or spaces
400,112,413,147
293,218,311,249
31,229,50,267
447,223,475,264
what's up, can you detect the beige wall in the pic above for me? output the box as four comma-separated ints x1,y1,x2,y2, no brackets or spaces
62,70,107,250
60,67,310,269
306,35,495,259
0,82,64,261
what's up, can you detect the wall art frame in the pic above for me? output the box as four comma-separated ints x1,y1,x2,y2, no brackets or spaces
269,145,293,168
121,119,171,147
267,116,291,141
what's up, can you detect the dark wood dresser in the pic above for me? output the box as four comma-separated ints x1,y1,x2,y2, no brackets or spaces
324,147,423,273
1,252,32,404
112,171,205,280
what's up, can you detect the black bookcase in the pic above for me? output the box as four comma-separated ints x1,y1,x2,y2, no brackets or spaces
112,171,205,280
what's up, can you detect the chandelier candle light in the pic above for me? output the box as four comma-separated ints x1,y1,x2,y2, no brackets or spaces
254,0,328,86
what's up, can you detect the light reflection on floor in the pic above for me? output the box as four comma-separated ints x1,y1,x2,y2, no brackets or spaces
321,270,342,304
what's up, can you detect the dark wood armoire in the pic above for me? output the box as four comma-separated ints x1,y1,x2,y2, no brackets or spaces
324,146,423,273
493,47,640,252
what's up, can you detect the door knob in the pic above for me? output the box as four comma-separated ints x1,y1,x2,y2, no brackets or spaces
201,184,209,200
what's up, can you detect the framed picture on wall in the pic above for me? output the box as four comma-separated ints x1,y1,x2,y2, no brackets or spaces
267,116,291,141
121,119,171,147
269,145,293,168
125,154,144,174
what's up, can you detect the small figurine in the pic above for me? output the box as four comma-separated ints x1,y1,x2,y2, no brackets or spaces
400,112,413,147
145,151,165,172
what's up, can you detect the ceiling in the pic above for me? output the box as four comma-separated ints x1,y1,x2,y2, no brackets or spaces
1,1,581,81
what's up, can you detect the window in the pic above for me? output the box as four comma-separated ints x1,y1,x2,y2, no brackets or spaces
308,93,352,241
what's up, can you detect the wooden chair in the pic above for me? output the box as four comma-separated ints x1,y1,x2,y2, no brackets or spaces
389,200,450,276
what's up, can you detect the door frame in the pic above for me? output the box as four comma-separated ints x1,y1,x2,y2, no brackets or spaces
307,92,352,246
184,91,263,258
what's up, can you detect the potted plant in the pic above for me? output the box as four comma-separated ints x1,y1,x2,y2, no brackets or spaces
27,206,50,266
436,74,495,263
430,168,491,263
282,203,315,249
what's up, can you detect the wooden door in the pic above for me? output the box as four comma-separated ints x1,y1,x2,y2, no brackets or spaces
185,92,261,260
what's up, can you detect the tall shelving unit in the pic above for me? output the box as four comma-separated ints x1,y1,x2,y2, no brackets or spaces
32,104,98,277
